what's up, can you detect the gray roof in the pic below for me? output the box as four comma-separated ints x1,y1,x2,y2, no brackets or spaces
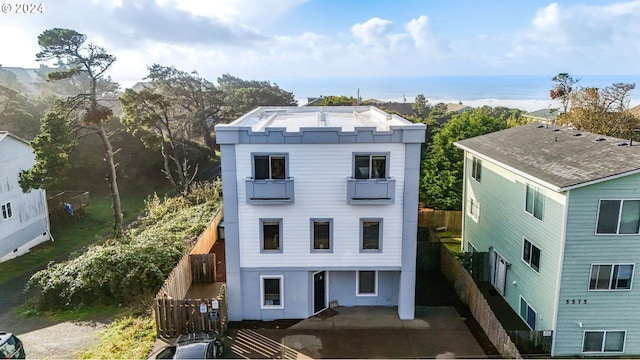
454,124,640,191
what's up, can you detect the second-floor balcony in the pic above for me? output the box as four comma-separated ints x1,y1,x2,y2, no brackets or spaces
246,178,295,204
346,178,395,204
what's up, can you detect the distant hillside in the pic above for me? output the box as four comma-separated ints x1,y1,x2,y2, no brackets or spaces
0,66,43,94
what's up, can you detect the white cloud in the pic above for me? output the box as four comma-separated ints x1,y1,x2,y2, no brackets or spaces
405,15,448,56
351,17,394,45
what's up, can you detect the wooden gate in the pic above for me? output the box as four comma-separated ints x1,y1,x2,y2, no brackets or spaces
154,284,228,338
190,254,215,283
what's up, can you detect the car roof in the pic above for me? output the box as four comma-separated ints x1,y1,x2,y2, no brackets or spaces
0,332,14,344
175,342,208,359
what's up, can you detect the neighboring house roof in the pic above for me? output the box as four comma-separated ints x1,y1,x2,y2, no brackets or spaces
455,124,640,192
375,102,414,117
522,108,558,123
446,103,473,113
0,131,30,146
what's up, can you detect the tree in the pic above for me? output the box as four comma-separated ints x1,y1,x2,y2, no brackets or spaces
420,107,510,209
320,95,358,106
0,85,41,139
557,83,639,139
120,87,197,193
412,94,430,118
19,110,74,190
25,28,124,235
144,65,224,151
218,74,297,121
550,73,580,113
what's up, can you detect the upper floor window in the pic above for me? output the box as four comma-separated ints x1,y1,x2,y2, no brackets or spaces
260,219,282,252
519,297,536,330
471,157,482,182
583,330,626,353
522,239,541,272
254,154,287,180
311,219,332,251
360,219,382,252
354,154,387,179
525,184,544,220
1,202,12,220
468,198,480,222
596,200,640,235
589,264,634,290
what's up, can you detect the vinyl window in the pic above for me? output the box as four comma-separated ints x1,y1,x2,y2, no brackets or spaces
360,219,382,252
525,184,544,220
357,271,377,296
468,198,480,222
311,219,332,251
596,200,640,235
354,154,387,179
522,239,541,272
260,219,282,252
583,330,625,353
471,156,482,182
519,297,537,330
254,154,287,180
589,264,634,290
1,202,12,220
260,276,283,309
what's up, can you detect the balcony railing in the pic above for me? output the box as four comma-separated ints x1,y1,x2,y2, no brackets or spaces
246,178,295,204
346,178,395,204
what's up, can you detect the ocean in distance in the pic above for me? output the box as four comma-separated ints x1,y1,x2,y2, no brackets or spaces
271,74,640,112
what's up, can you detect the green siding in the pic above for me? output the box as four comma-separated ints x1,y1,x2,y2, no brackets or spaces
555,173,640,356
462,153,565,332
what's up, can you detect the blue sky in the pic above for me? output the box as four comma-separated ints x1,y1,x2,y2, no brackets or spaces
1,0,639,87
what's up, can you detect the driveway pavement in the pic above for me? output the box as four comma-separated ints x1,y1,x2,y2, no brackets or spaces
224,306,486,359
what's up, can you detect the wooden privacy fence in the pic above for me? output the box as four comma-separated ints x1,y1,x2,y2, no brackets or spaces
155,284,228,338
418,209,462,231
156,208,224,299
190,254,216,283
439,243,522,358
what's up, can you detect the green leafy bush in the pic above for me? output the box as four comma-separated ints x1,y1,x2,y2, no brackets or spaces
27,181,222,308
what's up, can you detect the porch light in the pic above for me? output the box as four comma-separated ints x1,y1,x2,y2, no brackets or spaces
218,221,225,241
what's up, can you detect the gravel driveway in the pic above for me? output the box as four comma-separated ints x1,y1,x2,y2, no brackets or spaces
0,270,111,359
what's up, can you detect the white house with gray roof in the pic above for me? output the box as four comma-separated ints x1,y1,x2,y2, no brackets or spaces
215,106,425,321
0,131,51,262
455,123,640,356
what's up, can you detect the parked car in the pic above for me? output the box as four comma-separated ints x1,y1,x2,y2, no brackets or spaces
0,332,25,359
156,331,224,359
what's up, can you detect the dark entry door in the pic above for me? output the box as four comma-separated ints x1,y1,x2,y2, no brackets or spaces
313,271,326,314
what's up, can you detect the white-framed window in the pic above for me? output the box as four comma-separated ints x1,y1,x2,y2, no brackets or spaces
589,264,634,290
522,238,541,272
360,218,382,252
311,219,332,252
582,330,626,353
471,156,482,182
354,154,388,179
525,184,544,220
260,218,282,252
356,271,377,296
596,199,640,235
1,202,12,220
260,275,284,309
519,297,536,330
253,154,287,180
468,198,480,222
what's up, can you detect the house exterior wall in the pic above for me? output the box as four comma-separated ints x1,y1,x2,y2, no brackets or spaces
461,152,566,332
554,173,640,356
0,135,50,262
235,143,406,269
216,107,425,322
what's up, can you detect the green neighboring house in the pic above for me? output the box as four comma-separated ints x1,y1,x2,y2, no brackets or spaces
455,123,640,357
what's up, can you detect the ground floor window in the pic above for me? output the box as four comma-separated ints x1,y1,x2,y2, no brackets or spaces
356,271,377,296
583,330,626,353
260,275,283,309
519,297,536,330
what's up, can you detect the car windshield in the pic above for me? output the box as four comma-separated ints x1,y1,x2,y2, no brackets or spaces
175,343,207,359
0,336,18,357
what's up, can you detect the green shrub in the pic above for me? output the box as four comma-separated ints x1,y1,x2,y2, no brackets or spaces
27,181,222,308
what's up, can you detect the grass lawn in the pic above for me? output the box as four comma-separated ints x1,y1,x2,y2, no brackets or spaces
0,191,149,286
438,230,463,253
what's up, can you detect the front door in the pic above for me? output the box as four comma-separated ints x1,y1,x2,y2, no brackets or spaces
492,252,508,295
313,271,327,314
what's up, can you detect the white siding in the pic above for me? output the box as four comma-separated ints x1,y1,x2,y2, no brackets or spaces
236,143,406,268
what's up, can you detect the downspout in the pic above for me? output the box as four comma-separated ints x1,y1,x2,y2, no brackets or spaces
460,152,467,251
43,189,54,242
